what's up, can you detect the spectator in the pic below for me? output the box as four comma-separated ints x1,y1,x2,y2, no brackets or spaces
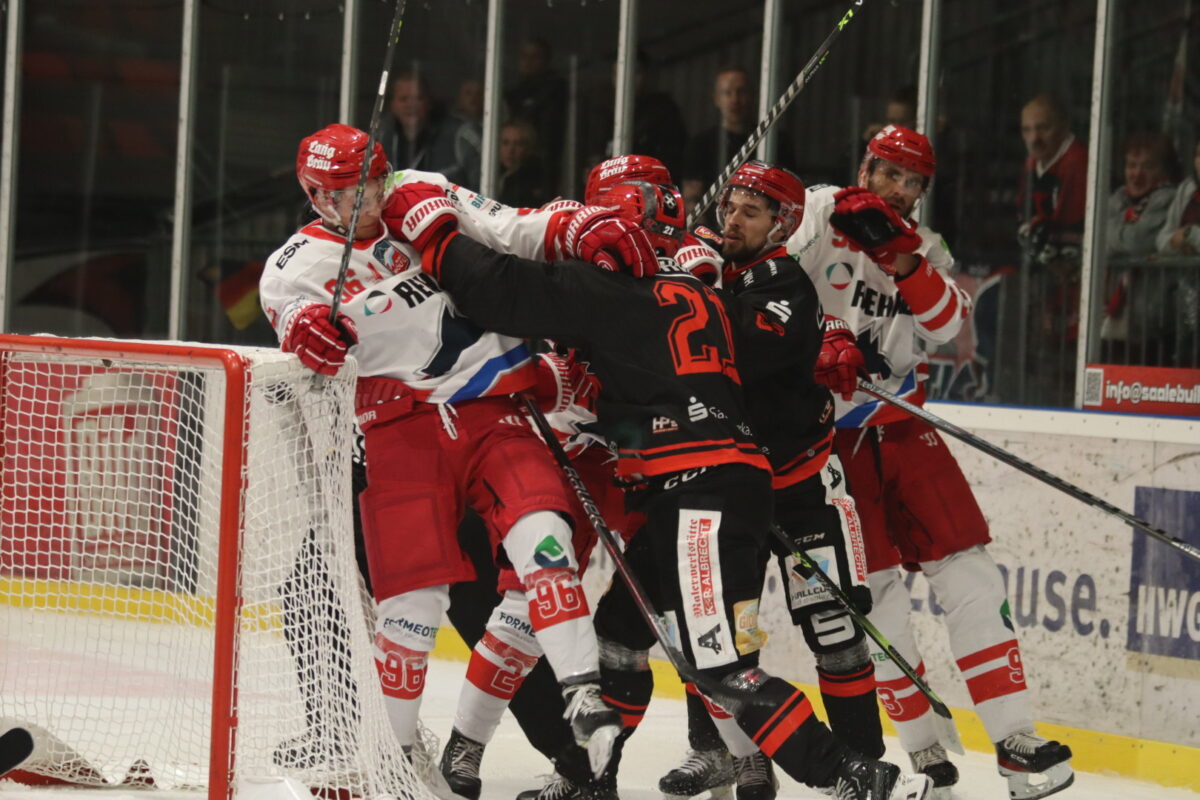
585,52,688,179
1101,132,1178,362
505,38,567,184
682,66,795,217
452,78,484,188
1016,93,1088,406
496,119,550,209
1157,139,1200,255
861,85,917,144
378,71,477,186
455,78,484,126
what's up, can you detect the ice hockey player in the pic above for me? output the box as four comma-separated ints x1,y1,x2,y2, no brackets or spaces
653,159,884,800
789,123,1074,800
381,173,934,800
260,122,656,779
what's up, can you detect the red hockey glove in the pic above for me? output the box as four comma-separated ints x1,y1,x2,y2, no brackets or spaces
532,351,598,415
814,316,863,400
561,206,659,278
382,181,459,251
676,232,723,287
281,303,358,377
829,186,922,273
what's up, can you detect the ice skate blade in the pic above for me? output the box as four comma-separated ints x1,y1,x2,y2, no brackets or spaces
587,725,621,778
999,761,1074,800
662,787,733,800
890,774,933,800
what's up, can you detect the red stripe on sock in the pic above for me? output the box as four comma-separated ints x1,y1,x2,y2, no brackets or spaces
965,666,1027,705
956,640,1020,672
759,695,815,757
874,661,926,692
818,667,876,698
877,685,931,722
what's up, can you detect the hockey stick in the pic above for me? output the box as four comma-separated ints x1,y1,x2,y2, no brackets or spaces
687,0,867,226
768,524,965,754
328,0,408,321
519,395,769,712
857,379,1200,563
0,727,34,778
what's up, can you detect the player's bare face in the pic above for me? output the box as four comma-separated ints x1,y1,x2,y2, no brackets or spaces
324,175,387,240
864,162,925,218
720,189,775,263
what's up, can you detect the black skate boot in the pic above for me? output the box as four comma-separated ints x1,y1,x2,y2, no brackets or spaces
995,730,1074,800
561,678,622,777
731,751,778,800
658,747,734,800
908,744,958,800
439,728,485,800
515,771,618,800
829,759,932,800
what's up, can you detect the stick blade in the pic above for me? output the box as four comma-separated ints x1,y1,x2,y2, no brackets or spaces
0,727,34,778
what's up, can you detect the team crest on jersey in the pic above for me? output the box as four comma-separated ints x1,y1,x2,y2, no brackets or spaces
364,289,394,315
372,239,411,275
825,261,853,290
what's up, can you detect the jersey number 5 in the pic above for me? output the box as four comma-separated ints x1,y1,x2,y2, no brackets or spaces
654,282,739,383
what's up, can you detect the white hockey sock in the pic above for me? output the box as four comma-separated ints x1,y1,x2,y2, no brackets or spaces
373,586,449,748
926,546,1034,743
454,590,543,744
697,689,758,758
866,568,938,752
503,511,599,682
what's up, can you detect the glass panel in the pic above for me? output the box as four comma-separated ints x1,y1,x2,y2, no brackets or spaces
186,3,342,345
781,2,922,190
930,1,1096,407
493,0,619,205
12,1,182,338
631,0,763,224
358,0,489,193
1089,1,1198,376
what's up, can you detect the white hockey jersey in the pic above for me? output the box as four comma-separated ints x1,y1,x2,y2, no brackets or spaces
260,170,577,405
787,184,971,427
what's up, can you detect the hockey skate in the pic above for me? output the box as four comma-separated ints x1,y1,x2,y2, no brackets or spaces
515,771,618,800
731,751,778,800
657,747,734,800
561,680,622,777
909,743,958,800
440,728,485,800
829,759,933,800
995,731,1074,800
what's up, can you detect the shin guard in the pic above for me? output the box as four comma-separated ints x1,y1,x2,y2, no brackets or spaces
816,641,884,759
373,586,448,747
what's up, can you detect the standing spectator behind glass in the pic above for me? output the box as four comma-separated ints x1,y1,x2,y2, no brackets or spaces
1100,132,1178,364
496,119,550,209
379,72,476,185
585,52,687,180
451,79,484,189
1158,140,1200,256
505,38,567,186
681,67,796,219
1016,93,1088,406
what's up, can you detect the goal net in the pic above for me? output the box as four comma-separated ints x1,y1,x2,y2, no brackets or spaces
0,334,437,800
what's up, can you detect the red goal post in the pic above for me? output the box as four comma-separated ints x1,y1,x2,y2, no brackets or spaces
0,334,435,800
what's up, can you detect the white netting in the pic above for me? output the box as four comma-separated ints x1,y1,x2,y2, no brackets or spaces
0,336,436,800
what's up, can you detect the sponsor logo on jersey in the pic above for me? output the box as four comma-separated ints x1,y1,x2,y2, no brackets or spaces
496,611,536,637
498,414,524,426
364,289,394,316
533,534,570,569
765,299,792,323
663,467,709,490
825,261,853,289
651,416,679,433
392,272,441,309
677,506,734,668
786,545,837,607
851,281,913,318
696,624,724,654
733,598,768,655
274,238,309,269
687,398,709,422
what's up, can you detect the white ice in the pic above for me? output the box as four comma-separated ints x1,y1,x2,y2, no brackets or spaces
3,655,1195,800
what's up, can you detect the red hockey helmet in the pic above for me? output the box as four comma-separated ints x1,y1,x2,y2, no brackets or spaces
584,155,673,205
296,123,389,195
717,160,806,240
864,124,936,178
603,180,686,257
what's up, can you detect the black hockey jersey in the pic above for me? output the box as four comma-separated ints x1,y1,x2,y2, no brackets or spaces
721,246,834,488
425,233,769,482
